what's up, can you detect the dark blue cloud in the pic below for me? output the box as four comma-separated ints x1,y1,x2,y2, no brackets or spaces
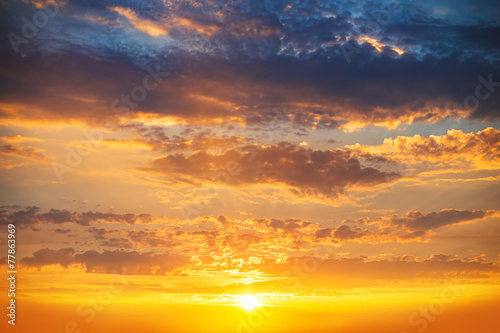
0,0,499,127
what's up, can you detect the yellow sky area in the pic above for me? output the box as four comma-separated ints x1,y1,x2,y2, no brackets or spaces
4,301,497,332
7,267,500,302
2,271,499,333
5,299,498,333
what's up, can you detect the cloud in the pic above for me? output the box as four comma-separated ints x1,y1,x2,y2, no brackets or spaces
22,248,76,268
98,238,134,249
23,248,499,281
0,206,156,227
389,209,498,232
314,224,401,244
346,128,500,170
9,206,499,277
21,248,190,275
127,229,181,248
331,225,371,240
76,211,155,226
149,143,399,198
110,6,169,36
4,207,497,254
0,206,41,226
0,158,23,169
313,209,498,243
53,228,71,234
0,143,49,162
253,218,316,234
0,0,499,131
101,131,248,154
87,227,121,239
1,135,44,143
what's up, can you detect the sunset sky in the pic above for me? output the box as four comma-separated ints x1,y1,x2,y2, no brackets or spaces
0,0,499,332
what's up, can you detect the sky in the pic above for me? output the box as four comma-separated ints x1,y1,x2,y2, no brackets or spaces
0,0,499,332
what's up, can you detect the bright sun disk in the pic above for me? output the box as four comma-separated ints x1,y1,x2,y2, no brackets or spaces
240,295,259,310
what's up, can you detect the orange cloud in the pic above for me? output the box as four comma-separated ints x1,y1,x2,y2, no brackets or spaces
356,36,405,55
1,135,44,143
111,6,169,36
0,158,23,169
347,128,500,170
110,6,219,37
172,17,219,36
0,143,49,162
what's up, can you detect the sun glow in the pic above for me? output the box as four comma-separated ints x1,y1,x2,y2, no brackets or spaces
240,295,260,311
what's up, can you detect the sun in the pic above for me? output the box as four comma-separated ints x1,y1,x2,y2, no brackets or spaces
240,295,259,311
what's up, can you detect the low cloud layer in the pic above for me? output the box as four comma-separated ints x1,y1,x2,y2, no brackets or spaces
0,206,156,227
5,207,498,276
21,248,190,275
